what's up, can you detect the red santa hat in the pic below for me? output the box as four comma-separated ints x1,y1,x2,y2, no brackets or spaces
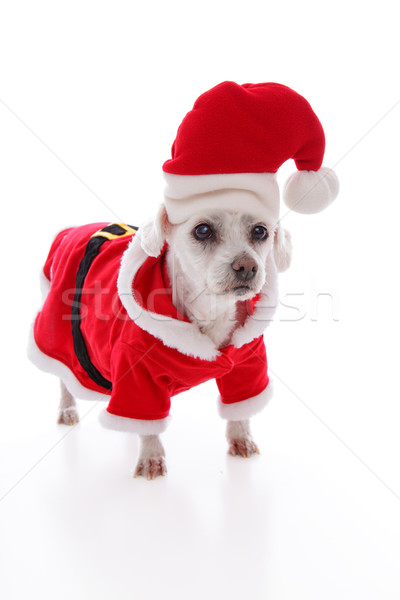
162,81,339,225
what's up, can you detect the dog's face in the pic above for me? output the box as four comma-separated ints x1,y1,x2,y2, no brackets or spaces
140,203,292,300
166,211,274,300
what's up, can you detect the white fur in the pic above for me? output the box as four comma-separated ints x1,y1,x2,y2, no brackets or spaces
98,409,171,435
283,167,339,214
226,419,259,457
134,435,167,479
165,209,279,349
230,252,278,348
118,227,279,359
59,380,77,411
273,222,292,273
217,381,274,421
58,380,79,425
139,203,170,258
166,246,238,348
137,434,165,460
163,172,280,225
118,232,220,361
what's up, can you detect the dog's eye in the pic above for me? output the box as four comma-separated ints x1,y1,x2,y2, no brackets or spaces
251,225,268,241
193,223,214,241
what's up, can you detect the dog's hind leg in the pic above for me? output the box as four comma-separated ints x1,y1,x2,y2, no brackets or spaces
226,419,260,458
57,380,80,425
134,435,167,480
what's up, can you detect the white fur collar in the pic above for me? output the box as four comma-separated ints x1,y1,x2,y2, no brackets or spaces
117,232,278,361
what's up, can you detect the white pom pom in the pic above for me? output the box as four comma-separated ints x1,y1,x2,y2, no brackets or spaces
283,167,339,214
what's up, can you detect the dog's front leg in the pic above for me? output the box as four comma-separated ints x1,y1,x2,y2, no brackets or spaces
134,435,167,480
226,419,260,457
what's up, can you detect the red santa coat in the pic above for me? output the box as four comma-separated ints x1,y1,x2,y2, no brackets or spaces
29,223,277,434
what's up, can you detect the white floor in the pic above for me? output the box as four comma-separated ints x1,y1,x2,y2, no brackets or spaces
1,348,400,599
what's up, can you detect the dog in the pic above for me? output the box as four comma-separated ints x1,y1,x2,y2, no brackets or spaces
29,204,291,480
29,80,338,480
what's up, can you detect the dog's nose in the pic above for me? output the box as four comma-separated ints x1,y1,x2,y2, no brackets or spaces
231,256,258,282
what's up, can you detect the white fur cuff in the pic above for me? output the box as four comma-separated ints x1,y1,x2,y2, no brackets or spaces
217,381,273,421
98,409,171,435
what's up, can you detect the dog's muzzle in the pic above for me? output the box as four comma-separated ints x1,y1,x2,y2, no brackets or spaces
231,255,258,282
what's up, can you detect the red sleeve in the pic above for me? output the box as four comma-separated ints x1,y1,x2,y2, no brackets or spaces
216,336,269,404
106,342,171,420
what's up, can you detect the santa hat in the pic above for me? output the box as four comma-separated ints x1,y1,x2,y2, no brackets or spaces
162,81,339,225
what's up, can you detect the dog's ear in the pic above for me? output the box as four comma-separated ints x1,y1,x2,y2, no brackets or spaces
140,204,171,257
273,223,292,272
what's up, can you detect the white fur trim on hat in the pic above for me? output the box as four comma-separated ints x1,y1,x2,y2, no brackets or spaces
163,172,280,225
283,167,339,214
217,381,274,421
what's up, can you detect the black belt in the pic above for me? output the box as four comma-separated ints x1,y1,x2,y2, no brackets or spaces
71,223,138,391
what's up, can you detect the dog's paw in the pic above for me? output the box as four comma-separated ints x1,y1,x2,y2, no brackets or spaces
228,438,260,458
57,407,80,426
134,457,167,480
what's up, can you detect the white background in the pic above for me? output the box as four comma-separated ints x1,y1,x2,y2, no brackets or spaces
0,1,399,598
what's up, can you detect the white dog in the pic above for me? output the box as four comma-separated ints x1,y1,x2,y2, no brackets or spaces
31,80,337,480
52,205,291,479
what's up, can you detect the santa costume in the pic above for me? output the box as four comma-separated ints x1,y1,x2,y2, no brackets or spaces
28,81,338,435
